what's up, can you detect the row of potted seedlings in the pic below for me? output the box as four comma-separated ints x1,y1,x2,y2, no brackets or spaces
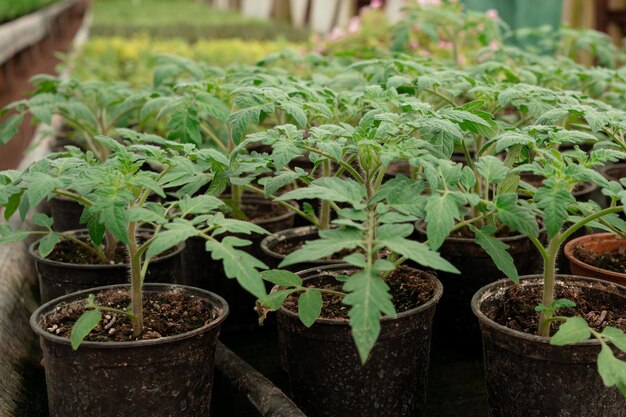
1,18,626,417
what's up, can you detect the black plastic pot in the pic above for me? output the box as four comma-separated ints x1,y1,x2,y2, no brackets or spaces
278,264,443,417
260,226,345,272
30,283,228,417
48,195,84,232
29,230,184,303
182,197,296,332
472,275,626,417
414,224,544,351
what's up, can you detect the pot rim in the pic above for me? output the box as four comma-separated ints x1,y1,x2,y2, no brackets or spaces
599,162,626,179
471,274,626,347
563,232,626,280
28,229,185,270
221,195,298,227
277,263,443,326
30,283,229,348
260,226,345,265
414,221,546,244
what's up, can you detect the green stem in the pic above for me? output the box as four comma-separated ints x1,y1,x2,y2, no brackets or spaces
424,89,456,107
539,234,561,337
320,159,331,230
52,189,93,207
558,206,624,246
200,124,229,152
127,222,143,338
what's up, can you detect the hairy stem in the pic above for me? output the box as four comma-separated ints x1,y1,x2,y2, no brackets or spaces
127,222,143,338
539,234,561,337
320,159,331,230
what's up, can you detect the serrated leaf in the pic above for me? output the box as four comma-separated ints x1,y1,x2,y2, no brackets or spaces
603,327,626,353
470,225,519,283
535,182,575,238
378,224,459,273
0,114,24,145
38,232,61,258
260,289,295,311
127,208,165,224
32,213,54,228
178,195,224,215
205,236,267,298
551,317,591,346
476,156,509,185
425,193,461,250
298,289,323,327
597,344,626,393
261,270,302,287
145,221,197,259
343,270,396,364
495,194,539,237
277,177,365,208
167,106,202,145
26,173,59,208
70,309,102,350
279,227,362,268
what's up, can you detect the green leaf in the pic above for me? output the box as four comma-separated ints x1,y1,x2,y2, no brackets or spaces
279,227,363,268
178,195,224,215
603,327,626,353
425,193,461,250
377,224,459,273
205,236,268,299
495,194,539,237
0,224,28,244
298,289,323,327
597,344,626,394
550,317,591,346
259,289,295,311
127,208,166,224
70,309,102,350
0,114,24,145
145,221,197,259
277,177,366,209
261,270,302,287
476,156,508,185
32,213,54,229
38,232,61,258
101,202,129,245
167,106,202,145
343,270,396,364
26,173,59,208
282,102,307,128
470,225,519,283
535,182,576,238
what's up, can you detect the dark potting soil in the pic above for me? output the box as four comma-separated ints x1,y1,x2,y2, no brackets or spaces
243,202,289,222
573,244,626,274
41,288,218,342
283,267,437,319
490,282,626,335
46,233,175,265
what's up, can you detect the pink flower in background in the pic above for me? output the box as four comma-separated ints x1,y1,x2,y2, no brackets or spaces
420,50,432,58
370,0,383,9
486,9,498,20
328,27,345,42
437,40,453,50
410,40,420,50
458,54,466,65
348,16,361,33
416,0,441,5
489,40,500,49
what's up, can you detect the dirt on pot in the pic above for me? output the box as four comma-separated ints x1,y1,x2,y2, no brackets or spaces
41,288,219,342
283,267,437,319
573,244,626,274
491,282,626,335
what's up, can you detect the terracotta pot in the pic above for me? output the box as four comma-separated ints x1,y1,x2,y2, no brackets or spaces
564,232,626,286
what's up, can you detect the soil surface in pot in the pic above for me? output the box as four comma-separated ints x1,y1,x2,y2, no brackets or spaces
490,283,626,334
41,288,218,342
46,233,175,265
573,244,626,273
283,268,437,319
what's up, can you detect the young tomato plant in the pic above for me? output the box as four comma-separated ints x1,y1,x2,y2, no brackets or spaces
0,134,271,346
